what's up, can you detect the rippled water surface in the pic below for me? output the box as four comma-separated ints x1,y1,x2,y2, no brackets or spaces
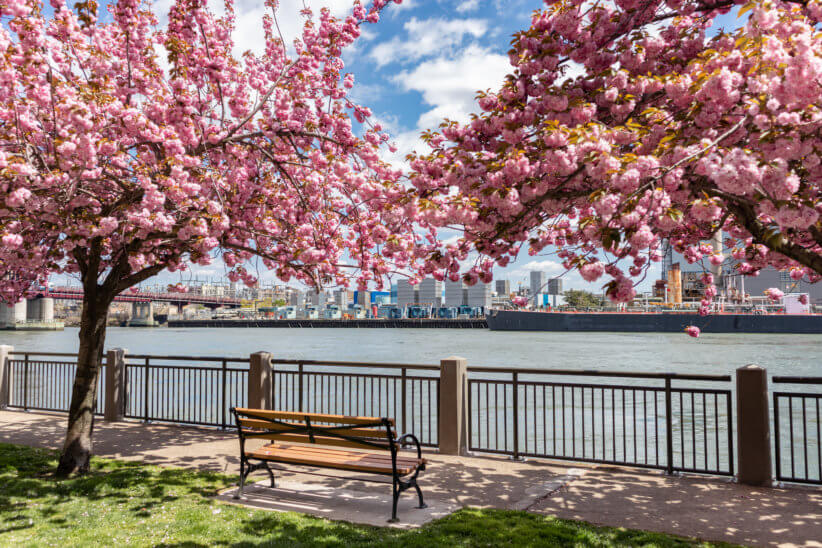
4,327,820,376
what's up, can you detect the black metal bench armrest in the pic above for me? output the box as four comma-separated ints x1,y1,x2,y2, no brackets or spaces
395,433,423,460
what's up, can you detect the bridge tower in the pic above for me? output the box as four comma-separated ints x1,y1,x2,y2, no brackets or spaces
0,300,27,329
26,297,55,323
129,301,157,327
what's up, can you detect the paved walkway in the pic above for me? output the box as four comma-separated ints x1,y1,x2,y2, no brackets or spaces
2,410,821,545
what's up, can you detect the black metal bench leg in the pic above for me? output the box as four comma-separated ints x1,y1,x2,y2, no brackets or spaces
263,461,277,488
414,482,427,509
234,459,246,499
388,477,400,523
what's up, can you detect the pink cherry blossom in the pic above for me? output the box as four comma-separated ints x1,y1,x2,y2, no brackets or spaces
685,325,701,338
0,0,423,474
765,287,784,302
511,296,529,307
409,0,822,310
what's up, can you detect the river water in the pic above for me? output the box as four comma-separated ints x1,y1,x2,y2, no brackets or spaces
3,327,820,376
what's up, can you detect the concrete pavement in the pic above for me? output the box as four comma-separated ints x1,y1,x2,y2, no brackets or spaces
2,409,821,545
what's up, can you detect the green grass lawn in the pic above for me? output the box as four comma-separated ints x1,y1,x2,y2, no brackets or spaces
0,443,733,547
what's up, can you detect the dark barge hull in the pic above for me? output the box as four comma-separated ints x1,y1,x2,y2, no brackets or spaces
486,309,822,334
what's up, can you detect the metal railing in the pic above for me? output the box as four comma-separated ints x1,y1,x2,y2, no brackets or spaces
269,359,440,447
6,352,104,415
123,354,250,428
467,368,734,476
773,376,822,485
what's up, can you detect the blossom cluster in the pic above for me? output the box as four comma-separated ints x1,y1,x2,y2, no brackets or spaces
0,0,426,303
409,0,822,304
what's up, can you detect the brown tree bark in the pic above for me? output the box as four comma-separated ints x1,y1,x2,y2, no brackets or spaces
56,290,111,476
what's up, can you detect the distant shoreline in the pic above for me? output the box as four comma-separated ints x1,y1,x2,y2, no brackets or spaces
166,318,488,329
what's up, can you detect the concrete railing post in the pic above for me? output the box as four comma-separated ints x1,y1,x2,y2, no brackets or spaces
736,365,772,486
0,345,12,408
104,348,127,421
249,352,273,410
439,356,468,455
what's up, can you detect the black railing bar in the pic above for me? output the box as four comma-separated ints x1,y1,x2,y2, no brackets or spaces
269,358,440,371
125,354,250,363
122,415,224,429
517,452,669,471
772,377,822,385
671,388,734,396
8,351,77,357
466,367,731,381
124,363,249,372
280,370,438,381
9,360,78,366
486,380,668,392
775,476,822,486
8,403,104,416
773,391,822,398
672,466,734,476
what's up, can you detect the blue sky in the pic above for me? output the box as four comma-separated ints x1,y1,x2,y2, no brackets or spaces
52,0,743,291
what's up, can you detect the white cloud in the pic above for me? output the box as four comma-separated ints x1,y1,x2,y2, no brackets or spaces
391,0,419,13
456,0,481,13
393,44,510,126
369,17,488,68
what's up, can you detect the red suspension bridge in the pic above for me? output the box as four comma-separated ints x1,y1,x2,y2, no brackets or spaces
32,286,243,308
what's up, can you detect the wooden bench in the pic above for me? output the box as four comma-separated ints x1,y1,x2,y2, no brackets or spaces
230,408,427,522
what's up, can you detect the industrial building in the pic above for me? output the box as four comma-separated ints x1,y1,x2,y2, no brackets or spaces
444,280,464,307
466,283,492,309
396,279,417,309
333,289,349,308
419,278,442,308
530,271,547,298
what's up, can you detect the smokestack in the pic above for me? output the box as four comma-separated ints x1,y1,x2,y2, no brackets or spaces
711,230,723,281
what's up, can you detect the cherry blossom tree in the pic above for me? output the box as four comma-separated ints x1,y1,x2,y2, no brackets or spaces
410,0,822,324
0,0,420,474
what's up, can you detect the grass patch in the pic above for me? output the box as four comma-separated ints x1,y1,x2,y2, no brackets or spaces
0,443,733,547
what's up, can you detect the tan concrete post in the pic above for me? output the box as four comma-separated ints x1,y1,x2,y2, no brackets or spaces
736,365,772,486
439,356,468,455
249,352,273,410
104,348,127,421
0,345,12,408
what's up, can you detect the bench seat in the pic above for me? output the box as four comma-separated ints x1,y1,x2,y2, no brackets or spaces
247,442,426,476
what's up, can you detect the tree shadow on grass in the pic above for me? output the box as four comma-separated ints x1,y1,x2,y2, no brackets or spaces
0,443,231,523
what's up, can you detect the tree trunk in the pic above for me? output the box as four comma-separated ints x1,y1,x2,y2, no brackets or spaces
56,292,109,476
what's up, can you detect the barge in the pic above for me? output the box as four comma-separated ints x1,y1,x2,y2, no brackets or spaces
486,309,822,334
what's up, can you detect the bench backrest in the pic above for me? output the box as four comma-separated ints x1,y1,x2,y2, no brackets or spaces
231,408,396,452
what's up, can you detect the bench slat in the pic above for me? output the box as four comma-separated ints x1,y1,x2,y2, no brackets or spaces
234,408,393,426
247,443,423,476
255,442,422,465
238,418,388,439
242,432,391,451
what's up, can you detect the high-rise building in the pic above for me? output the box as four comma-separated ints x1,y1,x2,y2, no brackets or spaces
419,278,442,308
288,289,303,307
444,280,464,307
530,271,547,297
466,283,492,310
547,278,563,295
495,279,510,296
396,279,417,309
306,289,323,307
333,289,349,308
